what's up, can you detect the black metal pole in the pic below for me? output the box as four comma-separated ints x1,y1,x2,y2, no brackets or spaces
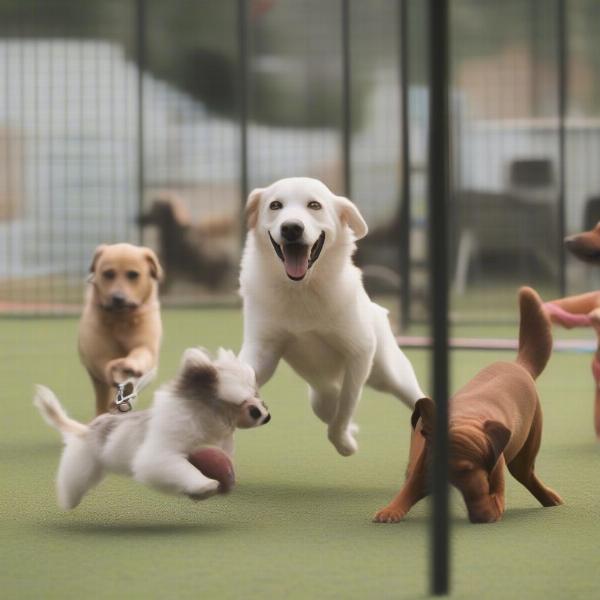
136,0,146,245
428,0,450,595
341,0,352,197
557,0,567,297
399,0,412,328
238,0,250,208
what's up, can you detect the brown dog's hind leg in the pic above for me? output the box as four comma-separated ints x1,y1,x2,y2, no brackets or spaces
373,429,428,523
507,406,563,507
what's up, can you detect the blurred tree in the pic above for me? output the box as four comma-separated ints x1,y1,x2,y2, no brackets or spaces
0,0,371,129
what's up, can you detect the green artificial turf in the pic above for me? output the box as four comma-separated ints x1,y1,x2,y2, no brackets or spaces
1,309,599,599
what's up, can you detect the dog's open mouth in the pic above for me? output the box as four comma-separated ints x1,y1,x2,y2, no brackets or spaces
269,231,326,281
102,301,139,312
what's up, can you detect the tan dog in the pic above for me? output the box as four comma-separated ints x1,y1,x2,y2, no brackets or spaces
79,243,163,415
374,287,563,524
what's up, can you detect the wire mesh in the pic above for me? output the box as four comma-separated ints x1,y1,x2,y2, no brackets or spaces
0,0,598,325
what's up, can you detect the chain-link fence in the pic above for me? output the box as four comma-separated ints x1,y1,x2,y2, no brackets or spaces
0,0,598,324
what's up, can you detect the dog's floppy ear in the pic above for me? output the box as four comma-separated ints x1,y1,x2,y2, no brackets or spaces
176,347,218,396
483,421,511,471
334,196,368,240
88,244,107,278
411,397,435,438
246,188,264,230
144,248,164,281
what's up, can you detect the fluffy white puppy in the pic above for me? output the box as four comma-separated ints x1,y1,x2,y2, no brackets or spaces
34,348,270,510
239,177,424,457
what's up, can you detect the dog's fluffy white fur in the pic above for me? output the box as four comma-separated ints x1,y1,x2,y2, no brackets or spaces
34,348,269,509
239,177,425,457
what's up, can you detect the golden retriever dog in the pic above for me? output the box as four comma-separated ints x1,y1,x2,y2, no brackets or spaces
79,243,163,415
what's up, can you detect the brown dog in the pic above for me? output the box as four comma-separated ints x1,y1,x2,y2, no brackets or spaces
79,243,163,415
374,287,563,524
138,196,234,291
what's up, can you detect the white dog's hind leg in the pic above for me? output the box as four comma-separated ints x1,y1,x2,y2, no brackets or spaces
369,314,425,408
369,346,425,409
309,385,339,424
133,451,219,499
56,436,104,510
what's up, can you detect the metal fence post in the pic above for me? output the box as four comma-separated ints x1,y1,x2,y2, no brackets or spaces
341,0,352,198
135,0,146,245
428,0,450,595
557,0,568,297
238,0,249,212
399,0,412,329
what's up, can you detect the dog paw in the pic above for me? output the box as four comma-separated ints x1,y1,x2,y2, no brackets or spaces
328,426,358,457
187,479,219,501
373,506,406,523
106,358,142,384
542,488,564,507
348,422,360,436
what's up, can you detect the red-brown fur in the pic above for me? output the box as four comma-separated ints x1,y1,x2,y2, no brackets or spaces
374,287,563,524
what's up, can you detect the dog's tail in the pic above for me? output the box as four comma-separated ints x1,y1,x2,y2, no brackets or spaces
34,385,89,438
515,286,553,380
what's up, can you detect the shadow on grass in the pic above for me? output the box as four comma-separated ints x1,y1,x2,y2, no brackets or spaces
237,480,395,500
43,520,231,537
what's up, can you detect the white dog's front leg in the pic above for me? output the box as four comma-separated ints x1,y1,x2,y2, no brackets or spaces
239,341,282,387
327,349,373,457
133,451,219,499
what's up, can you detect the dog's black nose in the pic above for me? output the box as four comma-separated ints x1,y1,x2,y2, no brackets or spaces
281,220,304,242
249,406,262,420
263,413,271,424
111,293,126,308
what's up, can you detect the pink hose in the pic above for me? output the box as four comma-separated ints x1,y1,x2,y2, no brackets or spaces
543,302,593,328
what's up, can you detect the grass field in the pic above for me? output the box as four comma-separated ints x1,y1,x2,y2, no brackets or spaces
1,309,599,599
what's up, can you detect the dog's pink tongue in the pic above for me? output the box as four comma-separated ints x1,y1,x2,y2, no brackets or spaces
282,245,309,280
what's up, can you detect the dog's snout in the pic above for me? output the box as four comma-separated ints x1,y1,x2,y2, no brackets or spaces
281,220,304,242
263,413,271,424
111,292,126,308
249,406,262,420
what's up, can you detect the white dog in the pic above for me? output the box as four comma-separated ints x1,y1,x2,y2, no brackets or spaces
239,177,425,457
34,348,270,509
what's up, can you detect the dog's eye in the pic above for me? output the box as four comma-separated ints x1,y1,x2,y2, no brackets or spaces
102,270,116,280
269,200,283,210
126,271,140,281
307,200,322,210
